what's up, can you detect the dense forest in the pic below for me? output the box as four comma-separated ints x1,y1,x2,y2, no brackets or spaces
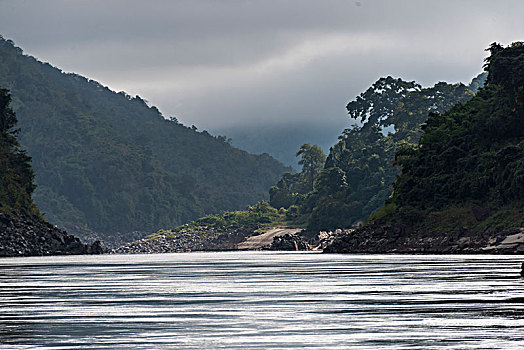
269,73,486,233
0,36,289,246
388,42,524,216
325,42,524,254
0,87,106,256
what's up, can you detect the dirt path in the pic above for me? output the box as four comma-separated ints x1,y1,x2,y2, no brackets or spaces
236,227,302,250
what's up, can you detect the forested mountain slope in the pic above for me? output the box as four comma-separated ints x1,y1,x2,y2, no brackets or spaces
326,42,524,254
0,36,289,246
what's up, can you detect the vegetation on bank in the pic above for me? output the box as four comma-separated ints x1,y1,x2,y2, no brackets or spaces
368,42,524,234
140,45,503,245
179,70,488,240
147,201,291,240
0,36,289,244
146,142,330,243
267,74,483,233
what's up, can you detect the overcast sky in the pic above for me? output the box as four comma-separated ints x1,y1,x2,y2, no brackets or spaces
1,0,524,131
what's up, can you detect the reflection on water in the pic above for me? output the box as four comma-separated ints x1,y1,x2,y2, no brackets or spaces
1,252,524,349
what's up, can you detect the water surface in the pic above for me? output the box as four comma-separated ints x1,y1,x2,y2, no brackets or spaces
1,252,524,349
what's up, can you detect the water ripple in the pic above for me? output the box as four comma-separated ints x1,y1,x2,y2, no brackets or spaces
0,252,523,349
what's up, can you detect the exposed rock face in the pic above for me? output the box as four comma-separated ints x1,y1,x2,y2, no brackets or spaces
0,212,107,257
264,233,309,251
309,230,345,251
323,223,524,254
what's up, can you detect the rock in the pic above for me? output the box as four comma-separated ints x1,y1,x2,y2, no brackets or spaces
265,233,309,251
113,227,255,254
0,211,108,257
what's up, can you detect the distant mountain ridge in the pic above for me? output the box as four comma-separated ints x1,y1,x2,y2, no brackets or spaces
0,36,289,246
213,121,344,168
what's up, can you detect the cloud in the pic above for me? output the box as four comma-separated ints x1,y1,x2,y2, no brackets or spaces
1,0,524,130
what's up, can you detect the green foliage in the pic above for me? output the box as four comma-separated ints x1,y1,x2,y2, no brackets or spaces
391,43,524,211
151,201,282,238
285,205,300,219
296,144,327,190
303,77,476,232
0,37,289,243
269,143,326,210
265,74,478,232
366,202,397,224
0,88,38,216
346,76,421,129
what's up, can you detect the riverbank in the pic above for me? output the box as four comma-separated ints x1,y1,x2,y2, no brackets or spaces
113,226,308,254
324,222,524,254
0,212,107,257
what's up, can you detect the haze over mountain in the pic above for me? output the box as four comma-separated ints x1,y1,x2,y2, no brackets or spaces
213,122,344,168
1,1,523,165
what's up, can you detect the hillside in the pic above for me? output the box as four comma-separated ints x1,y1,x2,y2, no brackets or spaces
0,36,289,246
326,42,524,254
0,87,105,256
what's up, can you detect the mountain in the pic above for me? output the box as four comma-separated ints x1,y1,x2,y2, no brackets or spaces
0,36,289,247
326,42,524,254
212,122,343,169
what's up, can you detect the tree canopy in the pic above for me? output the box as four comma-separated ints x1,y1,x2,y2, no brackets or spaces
268,72,482,232
390,42,524,210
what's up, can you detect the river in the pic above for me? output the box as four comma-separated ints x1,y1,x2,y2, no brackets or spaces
1,252,524,349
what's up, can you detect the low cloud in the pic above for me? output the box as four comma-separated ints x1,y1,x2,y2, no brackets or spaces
1,0,523,130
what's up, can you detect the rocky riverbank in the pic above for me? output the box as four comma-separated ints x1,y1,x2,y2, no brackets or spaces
0,212,107,257
263,232,309,250
113,226,310,254
113,227,253,254
323,223,524,254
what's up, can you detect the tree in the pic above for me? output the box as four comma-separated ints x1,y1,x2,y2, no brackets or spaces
346,76,421,130
268,144,326,210
0,88,38,215
296,144,326,191
390,42,524,210
304,77,478,231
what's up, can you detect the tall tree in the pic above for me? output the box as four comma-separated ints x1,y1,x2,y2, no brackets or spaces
391,42,524,210
296,144,327,191
0,88,37,215
269,144,326,210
